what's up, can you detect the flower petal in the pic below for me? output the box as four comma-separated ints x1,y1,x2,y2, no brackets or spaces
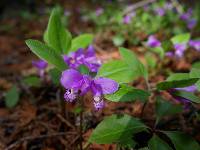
94,77,119,95
32,60,48,69
79,75,91,95
147,35,161,48
175,85,197,92
60,69,83,89
86,45,95,57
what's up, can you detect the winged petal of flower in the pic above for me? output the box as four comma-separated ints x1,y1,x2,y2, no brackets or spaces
60,69,83,89
93,77,119,95
189,40,200,51
32,60,48,69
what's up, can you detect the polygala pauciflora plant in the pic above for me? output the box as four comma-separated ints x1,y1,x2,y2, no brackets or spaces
25,6,200,150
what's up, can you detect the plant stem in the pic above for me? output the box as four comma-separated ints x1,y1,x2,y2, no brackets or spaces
145,78,151,91
141,78,151,118
59,89,66,119
79,96,84,150
140,102,147,118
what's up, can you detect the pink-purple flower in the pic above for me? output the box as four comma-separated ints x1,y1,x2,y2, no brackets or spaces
180,8,193,21
154,8,165,16
189,40,200,51
63,45,101,72
146,35,161,48
180,9,196,29
123,12,135,24
175,85,197,92
32,60,48,78
174,43,187,58
187,19,197,30
60,69,119,110
169,85,197,109
96,7,104,16
164,2,173,10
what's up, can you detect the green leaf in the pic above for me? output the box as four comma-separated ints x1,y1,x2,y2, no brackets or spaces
150,47,165,58
73,106,83,114
105,84,150,102
5,85,20,108
22,76,41,87
172,90,200,103
25,39,67,71
112,35,125,46
157,73,199,90
148,134,172,150
97,60,135,83
119,47,148,80
195,79,200,91
89,114,147,144
70,34,93,52
78,65,90,75
139,148,149,150
43,30,48,43
167,73,191,81
190,68,200,78
145,53,157,69
171,33,190,44
164,131,200,150
119,138,137,148
156,97,183,124
192,61,200,69
49,68,61,85
46,7,72,54
162,40,173,52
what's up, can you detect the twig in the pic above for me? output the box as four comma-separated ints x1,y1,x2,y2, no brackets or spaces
83,142,91,150
70,135,81,146
93,44,107,55
5,132,69,150
56,113,76,130
123,0,157,15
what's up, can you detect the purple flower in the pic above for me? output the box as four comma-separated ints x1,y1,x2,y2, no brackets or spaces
174,43,187,58
123,12,135,24
165,51,174,57
187,19,197,29
147,35,161,48
96,7,104,16
169,85,197,109
166,43,188,58
155,8,165,16
143,5,150,11
164,2,173,10
175,85,197,92
32,60,48,77
189,40,200,51
173,96,191,109
180,8,193,21
63,45,101,72
60,69,119,110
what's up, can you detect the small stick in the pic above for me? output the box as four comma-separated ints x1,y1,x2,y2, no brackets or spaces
5,132,69,150
123,0,156,15
56,114,76,130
